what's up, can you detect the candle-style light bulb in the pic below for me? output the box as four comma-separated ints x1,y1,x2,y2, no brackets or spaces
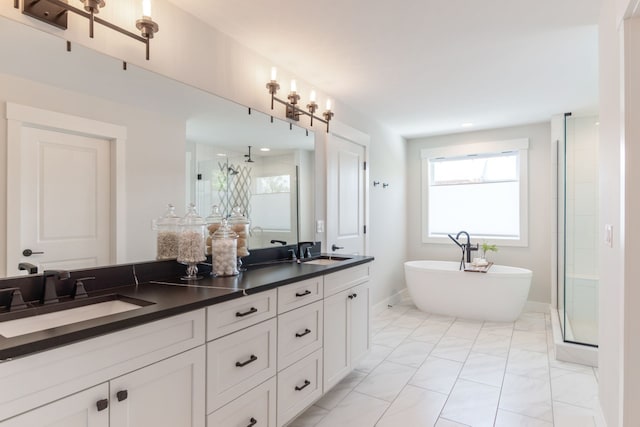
310,90,317,102
326,99,332,111
142,0,152,17
290,80,297,93
271,67,277,81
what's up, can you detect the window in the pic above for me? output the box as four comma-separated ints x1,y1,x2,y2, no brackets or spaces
421,139,528,246
251,174,292,231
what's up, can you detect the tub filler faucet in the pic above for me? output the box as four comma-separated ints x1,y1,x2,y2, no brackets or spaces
447,231,478,270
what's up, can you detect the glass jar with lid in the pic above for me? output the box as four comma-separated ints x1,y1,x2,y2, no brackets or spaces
205,205,223,255
154,204,180,260
211,219,239,277
229,206,250,259
177,203,206,280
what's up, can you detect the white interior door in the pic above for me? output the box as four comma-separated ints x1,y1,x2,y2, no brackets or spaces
12,126,111,275
327,134,366,255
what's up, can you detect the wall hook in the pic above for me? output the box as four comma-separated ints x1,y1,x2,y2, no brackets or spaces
373,181,380,187
383,183,389,188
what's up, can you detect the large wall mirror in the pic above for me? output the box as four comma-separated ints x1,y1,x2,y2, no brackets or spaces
0,16,315,278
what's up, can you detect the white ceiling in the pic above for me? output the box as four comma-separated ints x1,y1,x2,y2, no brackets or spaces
166,0,601,138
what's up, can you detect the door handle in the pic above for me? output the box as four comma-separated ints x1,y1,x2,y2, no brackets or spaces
22,249,44,257
331,244,344,251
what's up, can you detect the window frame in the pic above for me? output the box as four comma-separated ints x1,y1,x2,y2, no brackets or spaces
420,138,529,247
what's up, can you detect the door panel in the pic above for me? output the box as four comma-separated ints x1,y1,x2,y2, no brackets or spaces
13,127,110,275
327,135,365,255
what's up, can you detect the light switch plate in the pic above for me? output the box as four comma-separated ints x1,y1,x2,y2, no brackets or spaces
316,220,325,233
605,224,613,248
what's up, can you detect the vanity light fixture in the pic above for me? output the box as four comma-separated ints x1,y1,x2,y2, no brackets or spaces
17,0,159,60
266,67,334,133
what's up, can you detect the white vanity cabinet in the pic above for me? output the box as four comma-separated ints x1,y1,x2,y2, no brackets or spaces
0,310,207,427
323,265,371,391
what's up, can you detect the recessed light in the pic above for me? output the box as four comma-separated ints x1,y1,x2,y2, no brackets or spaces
260,148,271,152
461,123,473,128
216,153,227,157
595,122,600,126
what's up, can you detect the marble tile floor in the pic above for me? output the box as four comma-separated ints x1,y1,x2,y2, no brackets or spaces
289,300,599,427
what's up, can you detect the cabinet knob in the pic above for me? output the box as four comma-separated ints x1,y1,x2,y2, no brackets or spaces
96,399,109,411
116,390,128,402
247,417,258,427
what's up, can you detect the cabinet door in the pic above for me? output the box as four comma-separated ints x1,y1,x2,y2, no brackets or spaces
323,289,350,391
350,282,371,366
0,384,109,427
110,346,205,427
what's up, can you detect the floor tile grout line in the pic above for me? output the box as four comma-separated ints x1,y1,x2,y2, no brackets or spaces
492,321,515,426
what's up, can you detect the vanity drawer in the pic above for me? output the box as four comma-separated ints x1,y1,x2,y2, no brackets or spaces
324,264,370,297
207,289,277,340
277,349,323,427
277,277,323,314
207,318,277,412
277,300,323,371
207,377,276,427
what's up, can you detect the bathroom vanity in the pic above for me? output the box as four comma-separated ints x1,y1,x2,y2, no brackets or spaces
0,256,373,427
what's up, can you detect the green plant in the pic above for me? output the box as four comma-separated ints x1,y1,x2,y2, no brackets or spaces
481,242,498,258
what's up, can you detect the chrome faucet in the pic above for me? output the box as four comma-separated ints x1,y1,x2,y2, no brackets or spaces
41,270,70,304
297,242,315,259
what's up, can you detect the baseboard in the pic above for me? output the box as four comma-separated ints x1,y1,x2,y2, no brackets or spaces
373,288,409,316
524,301,551,313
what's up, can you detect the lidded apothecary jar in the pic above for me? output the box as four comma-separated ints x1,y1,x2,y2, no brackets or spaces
177,203,206,280
205,205,223,255
154,204,180,260
211,219,239,277
229,206,250,258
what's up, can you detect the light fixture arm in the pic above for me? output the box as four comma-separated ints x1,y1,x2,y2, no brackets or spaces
19,0,158,60
267,85,333,133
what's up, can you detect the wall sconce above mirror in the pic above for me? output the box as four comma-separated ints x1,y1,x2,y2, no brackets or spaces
17,0,159,60
266,68,334,132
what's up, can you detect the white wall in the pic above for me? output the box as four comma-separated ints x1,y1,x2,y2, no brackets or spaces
407,122,551,304
598,0,640,425
0,1,408,306
0,74,186,275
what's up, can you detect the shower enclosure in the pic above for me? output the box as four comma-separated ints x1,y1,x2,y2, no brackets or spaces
557,113,599,348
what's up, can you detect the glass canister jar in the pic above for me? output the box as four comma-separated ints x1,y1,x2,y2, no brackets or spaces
229,206,250,258
211,219,239,277
154,204,180,260
205,205,223,255
177,203,206,279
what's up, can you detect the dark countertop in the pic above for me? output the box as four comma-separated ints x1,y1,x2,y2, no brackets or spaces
0,255,374,360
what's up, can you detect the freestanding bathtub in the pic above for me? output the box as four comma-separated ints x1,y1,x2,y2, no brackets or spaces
404,260,532,322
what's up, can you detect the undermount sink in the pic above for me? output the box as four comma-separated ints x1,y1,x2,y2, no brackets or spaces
0,295,154,338
303,256,350,266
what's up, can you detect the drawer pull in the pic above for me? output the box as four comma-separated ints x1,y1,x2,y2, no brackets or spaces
295,379,311,391
295,328,312,338
247,417,258,427
116,390,128,402
236,354,258,367
348,294,355,300
295,290,311,297
236,307,258,317
96,399,109,411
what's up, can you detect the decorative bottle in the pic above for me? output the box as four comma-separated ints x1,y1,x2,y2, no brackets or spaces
177,203,206,280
